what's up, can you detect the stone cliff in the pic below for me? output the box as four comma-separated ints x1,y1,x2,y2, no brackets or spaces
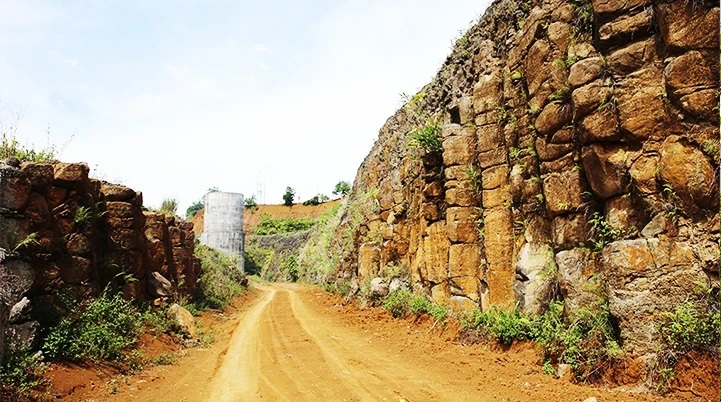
0,161,198,353
330,0,719,361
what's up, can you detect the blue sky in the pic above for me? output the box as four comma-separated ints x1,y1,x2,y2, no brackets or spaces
1,0,491,213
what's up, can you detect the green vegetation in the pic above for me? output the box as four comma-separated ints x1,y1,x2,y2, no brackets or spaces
75,204,105,225
0,133,57,162
548,85,572,104
194,243,247,309
254,215,317,235
303,193,329,206
282,255,299,282
586,212,626,251
282,186,295,206
655,285,719,387
1,343,47,398
186,200,203,219
408,121,443,154
463,300,621,381
8,232,39,252
570,0,594,36
43,290,143,362
158,198,178,217
333,181,351,197
296,201,346,281
382,290,448,322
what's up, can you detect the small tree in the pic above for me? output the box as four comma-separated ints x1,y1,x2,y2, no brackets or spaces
186,200,203,219
282,187,295,206
333,181,351,197
244,195,258,209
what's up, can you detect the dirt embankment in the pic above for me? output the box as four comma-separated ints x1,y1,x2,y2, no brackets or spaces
191,199,342,236
50,283,714,402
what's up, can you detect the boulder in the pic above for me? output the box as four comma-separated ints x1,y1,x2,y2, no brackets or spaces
581,144,629,199
53,163,89,190
7,321,41,349
369,277,389,298
167,304,197,339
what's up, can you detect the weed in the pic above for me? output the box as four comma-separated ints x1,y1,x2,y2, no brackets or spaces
153,352,177,366
158,198,178,217
8,232,39,252
0,133,57,162
700,139,720,161
508,147,522,162
408,121,443,154
548,86,572,104
75,204,105,225
282,255,299,282
587,212,626,251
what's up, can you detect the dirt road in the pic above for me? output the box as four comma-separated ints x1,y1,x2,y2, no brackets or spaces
79,283,685,402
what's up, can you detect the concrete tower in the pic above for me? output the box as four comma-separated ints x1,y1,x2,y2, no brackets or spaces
199,191,245,271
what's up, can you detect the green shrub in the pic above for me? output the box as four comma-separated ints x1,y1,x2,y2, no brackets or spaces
186,200,203,219
429,304,449,322
333,181,351,197
74,204,105,225
244,195,258,209
43,290,143,362
657,287,720,379
254,216,317,235
194,243,246,309
463,300,620,381
383,290,413,318
0,342,47,397
408,123,442,154
303,193,329,206
409,296,433,316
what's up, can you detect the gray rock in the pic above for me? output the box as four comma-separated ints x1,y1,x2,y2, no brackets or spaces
0,260,35,306
369,277,389,298
389,278,404,293
8,320,40,349
148,271,174,297
514,243,556,315
9,297,32,324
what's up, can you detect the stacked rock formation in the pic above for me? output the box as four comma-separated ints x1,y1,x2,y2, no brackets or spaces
331,0,719,360
0,161,198,352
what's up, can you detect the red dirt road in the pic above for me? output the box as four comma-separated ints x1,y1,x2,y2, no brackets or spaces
60,283,699,402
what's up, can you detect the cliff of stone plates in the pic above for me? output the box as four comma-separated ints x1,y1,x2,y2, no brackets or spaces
329,0,719,361
0,161,198,356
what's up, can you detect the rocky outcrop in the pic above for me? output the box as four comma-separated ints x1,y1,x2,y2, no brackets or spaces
330,0,719,362
0,161,199,355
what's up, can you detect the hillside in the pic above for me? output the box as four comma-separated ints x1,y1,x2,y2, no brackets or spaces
191,199,343,235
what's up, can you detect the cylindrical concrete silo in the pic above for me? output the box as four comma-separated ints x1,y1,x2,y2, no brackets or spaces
199,192,244,271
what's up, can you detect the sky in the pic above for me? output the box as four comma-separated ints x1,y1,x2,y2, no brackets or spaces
0,0,492,215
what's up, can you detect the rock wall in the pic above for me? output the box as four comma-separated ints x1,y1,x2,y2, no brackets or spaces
332,0,719,358
0,161,198,351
